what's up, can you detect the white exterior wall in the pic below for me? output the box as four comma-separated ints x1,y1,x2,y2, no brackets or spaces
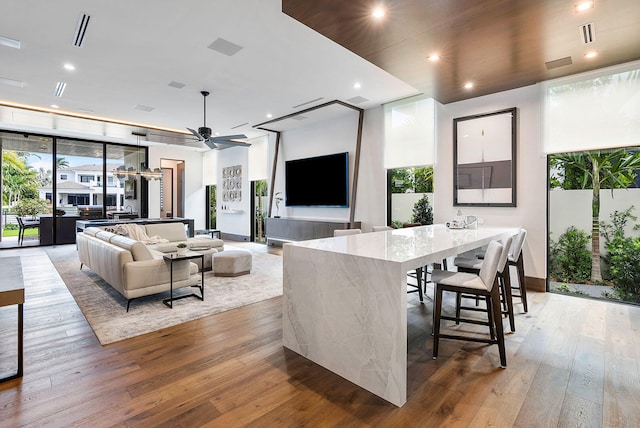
550,188,640,251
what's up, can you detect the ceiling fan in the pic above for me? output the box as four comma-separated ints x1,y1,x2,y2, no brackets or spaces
187,91,250,150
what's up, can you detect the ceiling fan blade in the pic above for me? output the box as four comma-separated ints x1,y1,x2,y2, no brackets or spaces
203,139,218,149
186,127,204,141
210,134,250,147
212,134,247,141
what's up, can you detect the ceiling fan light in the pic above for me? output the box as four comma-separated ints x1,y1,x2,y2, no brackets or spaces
198,126,212,139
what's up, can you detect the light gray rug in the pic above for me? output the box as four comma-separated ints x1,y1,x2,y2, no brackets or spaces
46,246,282,345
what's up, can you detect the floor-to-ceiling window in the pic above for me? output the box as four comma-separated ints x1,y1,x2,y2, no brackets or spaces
1,132,53,247
387,166,434,227
252,180,267,243
1,130,147,248
548,147,640,305
206,185,217,230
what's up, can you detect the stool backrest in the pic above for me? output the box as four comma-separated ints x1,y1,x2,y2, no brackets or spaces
509,228,527,260
333,229,362,237
478,240,503,291
497,235,513,274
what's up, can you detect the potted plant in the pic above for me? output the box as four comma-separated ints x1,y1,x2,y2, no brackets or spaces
176,242,188,255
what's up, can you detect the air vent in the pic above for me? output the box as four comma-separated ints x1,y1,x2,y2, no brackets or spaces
0,76,25,87
208,38,243,56
580,22,596,44
545,56,573,70
291,115,308,121
346,96,369,104
292,97,323,109
168,81,186,89
134,104,155,112
73,13,91,47
231,122,249,129
0,35,21,49
54,81,67,97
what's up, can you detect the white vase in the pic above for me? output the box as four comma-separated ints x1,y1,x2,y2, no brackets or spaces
177,248,187,256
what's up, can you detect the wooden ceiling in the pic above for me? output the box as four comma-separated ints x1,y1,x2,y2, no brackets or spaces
283,0,640,104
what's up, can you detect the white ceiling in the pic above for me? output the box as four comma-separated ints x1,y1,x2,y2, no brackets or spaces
0,0,419,146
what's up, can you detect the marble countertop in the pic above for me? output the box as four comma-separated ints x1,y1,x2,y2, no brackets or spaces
285,224,517,265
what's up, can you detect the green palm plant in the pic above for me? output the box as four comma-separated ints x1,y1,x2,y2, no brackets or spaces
550,149,640,282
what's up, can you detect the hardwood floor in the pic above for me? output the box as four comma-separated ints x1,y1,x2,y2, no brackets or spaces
1,244,640,427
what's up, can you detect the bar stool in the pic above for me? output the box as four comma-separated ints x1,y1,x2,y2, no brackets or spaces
431,240,507,367
508,229,528,313
453,235,515,332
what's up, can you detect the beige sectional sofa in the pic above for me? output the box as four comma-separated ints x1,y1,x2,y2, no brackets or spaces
76,222,224,310
101,222,224,271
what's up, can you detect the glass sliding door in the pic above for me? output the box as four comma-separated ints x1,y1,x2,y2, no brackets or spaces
1,132,53,248
106,144,146,219
53,139,105,244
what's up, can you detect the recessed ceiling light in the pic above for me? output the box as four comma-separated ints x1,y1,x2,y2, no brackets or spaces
266,113,273,118
63,63,76,71
575,1,594,12
464,82,474,89
372,7,385,19
584,51,598,58
50,104,59,108
427,54,440,61
353,82,361,89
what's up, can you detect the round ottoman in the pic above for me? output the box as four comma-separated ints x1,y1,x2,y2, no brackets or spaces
212,250,252,277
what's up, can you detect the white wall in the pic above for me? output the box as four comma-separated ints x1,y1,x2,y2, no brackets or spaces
434,85,547,279
354,105,386,231
216,147,251,238
271,110,360,221
148,145,206,229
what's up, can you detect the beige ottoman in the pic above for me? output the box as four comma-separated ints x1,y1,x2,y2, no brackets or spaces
212,250,252,277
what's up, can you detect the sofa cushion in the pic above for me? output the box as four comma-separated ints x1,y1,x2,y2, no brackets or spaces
188,236,224,249
145,222,188,242
83,227,101,237
109,235,154,261
147,242,180,253
95,230,117,242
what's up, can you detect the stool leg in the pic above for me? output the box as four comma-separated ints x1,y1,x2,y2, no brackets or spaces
517,255,527,313
502,271,516,332
490,287,507,367
416,267,424,302
432,285,443,359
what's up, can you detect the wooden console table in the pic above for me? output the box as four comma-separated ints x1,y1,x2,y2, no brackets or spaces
0,257,24,382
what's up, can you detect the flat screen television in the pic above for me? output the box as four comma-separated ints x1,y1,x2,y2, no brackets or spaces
285,152,349,207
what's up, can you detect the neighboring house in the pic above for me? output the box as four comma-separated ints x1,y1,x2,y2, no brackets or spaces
38,163,125,212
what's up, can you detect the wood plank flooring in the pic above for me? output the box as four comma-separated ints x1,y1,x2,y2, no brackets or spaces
1,244,640,427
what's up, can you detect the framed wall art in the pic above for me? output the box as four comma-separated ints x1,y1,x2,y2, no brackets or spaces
453,107,517,207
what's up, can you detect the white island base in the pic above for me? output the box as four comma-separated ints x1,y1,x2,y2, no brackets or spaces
282,224,517,406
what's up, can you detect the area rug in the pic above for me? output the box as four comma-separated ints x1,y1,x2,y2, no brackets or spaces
46,246,282,345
